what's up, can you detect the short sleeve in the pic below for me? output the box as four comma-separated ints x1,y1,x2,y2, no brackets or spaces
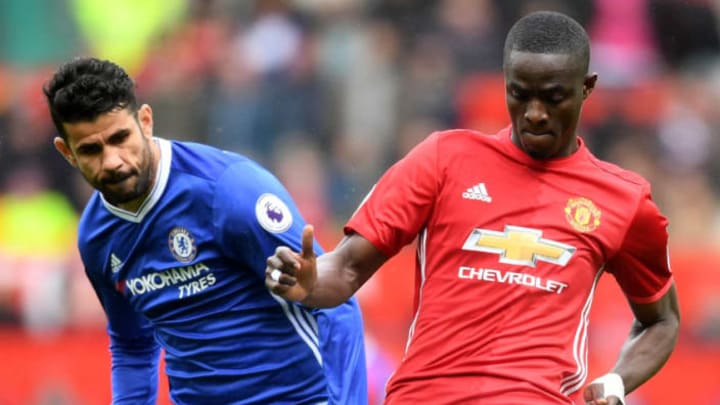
345,132,440,258
605,186,674,304
213,160,322,279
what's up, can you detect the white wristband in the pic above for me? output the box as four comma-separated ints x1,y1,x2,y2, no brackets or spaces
590,373,625,404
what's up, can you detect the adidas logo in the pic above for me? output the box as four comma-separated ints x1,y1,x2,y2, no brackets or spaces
110,253,124,273
462,183,492,202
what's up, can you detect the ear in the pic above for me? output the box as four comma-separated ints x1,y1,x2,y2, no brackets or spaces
583,73,598,99
137,104,154,139
53,137,77,167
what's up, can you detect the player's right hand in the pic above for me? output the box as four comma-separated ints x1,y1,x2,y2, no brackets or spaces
266,224,318,303
583,374,624,405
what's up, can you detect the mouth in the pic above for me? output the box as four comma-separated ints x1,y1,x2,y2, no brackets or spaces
522,130,554,137
516,129,558,158
102,173,132,186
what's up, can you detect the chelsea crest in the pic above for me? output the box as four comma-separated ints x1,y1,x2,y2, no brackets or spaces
168,227,197,262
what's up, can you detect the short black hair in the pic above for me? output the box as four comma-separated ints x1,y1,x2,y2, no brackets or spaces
43,57,138,140
503,11,590,72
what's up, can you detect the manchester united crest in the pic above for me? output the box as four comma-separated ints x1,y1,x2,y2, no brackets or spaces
564,197,601,232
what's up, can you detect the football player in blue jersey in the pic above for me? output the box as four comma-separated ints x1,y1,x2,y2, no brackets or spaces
43,56,368,405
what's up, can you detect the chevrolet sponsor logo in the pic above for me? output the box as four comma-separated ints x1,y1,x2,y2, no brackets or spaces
462,225,575,267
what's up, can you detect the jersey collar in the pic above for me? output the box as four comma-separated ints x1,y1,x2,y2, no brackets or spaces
101,138,172,222
499,126,589,169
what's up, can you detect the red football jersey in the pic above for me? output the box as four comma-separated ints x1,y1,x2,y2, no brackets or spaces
345,127,673,404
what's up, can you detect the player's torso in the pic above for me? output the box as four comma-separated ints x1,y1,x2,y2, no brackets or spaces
387,132,639,404
102,191,241,324
81,141,329,403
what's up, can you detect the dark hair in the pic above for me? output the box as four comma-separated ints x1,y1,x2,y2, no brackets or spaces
43,57,138,139
503,11,590,72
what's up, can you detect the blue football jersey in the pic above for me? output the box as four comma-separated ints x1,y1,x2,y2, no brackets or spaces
77,139,367,404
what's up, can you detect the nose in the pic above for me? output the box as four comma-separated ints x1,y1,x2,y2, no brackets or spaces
102,146,124,173
524,99,548,125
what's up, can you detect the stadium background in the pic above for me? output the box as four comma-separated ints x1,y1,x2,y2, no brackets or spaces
0,0,719,404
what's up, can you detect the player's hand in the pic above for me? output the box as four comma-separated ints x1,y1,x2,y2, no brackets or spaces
266,224,317,302
583,382,623,405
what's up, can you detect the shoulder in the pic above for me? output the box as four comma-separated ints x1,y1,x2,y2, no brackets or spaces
169,140,285,195
431,128,496,144
200,147,296,230
77,193,104,243
172,140,275,178
582,154,658,225
408,128,497,160
76,194,110,268
434,128,504,154
586,154,650,190
170,141,250,179
414,129,505,174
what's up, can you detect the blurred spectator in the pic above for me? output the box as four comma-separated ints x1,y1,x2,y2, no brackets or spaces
271,134,332,237
432,0,505,74
649,0,720,71
320,16,402,218
587,0,661,86
206,0,322,165
368,0,436,39
398,32,458,131
496,0,594,33
135,0,232,143
656,61,718,175
0,163,77,333
70,0,188,73
0,69,83,209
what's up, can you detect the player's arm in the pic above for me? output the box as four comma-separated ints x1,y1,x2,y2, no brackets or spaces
584,187,679,405
214,160,370,403
583,285,679,405
85,267,161,405
267,225,387,308
615,285,679,391
267,132,442,307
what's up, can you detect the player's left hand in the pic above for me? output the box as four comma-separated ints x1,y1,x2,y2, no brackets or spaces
583,383,623,405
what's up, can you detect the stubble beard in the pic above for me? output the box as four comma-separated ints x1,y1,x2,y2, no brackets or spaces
98,139,156,207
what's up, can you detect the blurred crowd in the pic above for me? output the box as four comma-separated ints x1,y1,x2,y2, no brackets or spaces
1,0,720,403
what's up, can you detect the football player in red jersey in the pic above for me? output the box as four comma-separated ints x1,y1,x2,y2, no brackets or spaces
266,10,679,405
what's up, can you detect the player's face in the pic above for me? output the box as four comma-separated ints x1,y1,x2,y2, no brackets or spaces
54,104,158,211
505,50,597,159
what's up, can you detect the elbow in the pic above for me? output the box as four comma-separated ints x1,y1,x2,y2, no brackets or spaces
664,292,681,344
667,311,680,344
635,309,680,349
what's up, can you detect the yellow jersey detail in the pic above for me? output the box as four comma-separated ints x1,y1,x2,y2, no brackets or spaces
462,225,576,267
565,197,601,232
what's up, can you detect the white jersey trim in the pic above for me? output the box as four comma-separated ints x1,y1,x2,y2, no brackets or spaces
271,293,323,366
292,303,320,346
560,267,604,396
405,228,428,354
102,138,172,223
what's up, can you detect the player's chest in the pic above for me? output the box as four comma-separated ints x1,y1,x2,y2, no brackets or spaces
100,219,236,315
430,168,627,272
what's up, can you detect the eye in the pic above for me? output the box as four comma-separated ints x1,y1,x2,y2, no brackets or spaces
509,87,529,101
541,88,569,104
547,93,566,104
108,130,130,145
76,144,102,155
